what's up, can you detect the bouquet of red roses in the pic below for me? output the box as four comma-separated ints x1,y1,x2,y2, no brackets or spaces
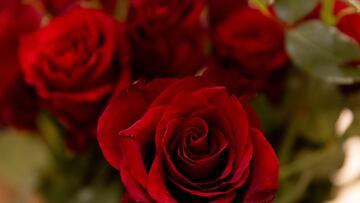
0,0,360,202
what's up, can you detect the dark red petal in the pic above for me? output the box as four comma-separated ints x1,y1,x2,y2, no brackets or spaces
209,192,237,203
198,88,253,184
188,106,235,186
118,107,165,188
156,91,210,153
243,128,279,203
98,78,175,169
148,156,177,203
120,169,153,203
151,77,211,107
98,85,150,170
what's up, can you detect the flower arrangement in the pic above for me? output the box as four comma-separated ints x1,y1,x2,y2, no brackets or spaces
0,0,359,202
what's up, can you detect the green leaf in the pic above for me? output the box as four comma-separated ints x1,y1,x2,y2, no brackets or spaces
286,20,360,84
274,0,320,23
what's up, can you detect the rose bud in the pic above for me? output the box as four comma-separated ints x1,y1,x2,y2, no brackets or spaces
20,7,131,151
98,77,279,202
127,0,207,78
211,6,288,80
0,0,40,130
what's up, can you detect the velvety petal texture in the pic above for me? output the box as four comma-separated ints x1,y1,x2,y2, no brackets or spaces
20,7,131,151
98,77,279,202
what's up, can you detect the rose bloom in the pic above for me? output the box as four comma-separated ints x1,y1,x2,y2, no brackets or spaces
127,0,206,78
20,7,131,150
212,6,288,79
0,0,40,129
98,77,279,202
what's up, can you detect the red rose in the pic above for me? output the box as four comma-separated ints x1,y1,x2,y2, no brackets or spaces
127,0,206,78
98,77,279,202
0,0,40,129
20,7,131,150
212,6,288,79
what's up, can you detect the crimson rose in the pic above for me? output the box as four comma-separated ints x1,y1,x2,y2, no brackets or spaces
20,7,131,150
127,0,206,78
98,77,279,202
0,0,40,129
212,6,288,79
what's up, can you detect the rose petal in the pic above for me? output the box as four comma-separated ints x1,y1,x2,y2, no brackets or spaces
120,169,153,203
151,77,211,107
98,79,174,169
98,85,150,169
148,156,177,203
243,128,279,203
119,106,165,188
210,192,237,203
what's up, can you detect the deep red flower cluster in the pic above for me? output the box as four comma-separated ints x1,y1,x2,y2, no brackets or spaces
2,0,360,201
7,0,349,201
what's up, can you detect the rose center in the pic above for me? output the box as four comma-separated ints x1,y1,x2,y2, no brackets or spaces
183,118,209,156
